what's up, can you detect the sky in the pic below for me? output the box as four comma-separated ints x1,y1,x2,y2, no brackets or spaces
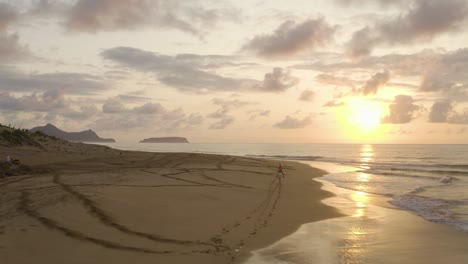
1,0,468,144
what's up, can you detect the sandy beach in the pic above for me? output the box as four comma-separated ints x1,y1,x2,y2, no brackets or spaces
0,139,342,264
245,162,468,264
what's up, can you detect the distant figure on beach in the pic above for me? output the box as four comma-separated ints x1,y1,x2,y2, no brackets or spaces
277,163,284,178
439,176,456,184
6,155,11,164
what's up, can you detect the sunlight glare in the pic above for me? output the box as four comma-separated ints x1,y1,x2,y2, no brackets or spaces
348,100,382,130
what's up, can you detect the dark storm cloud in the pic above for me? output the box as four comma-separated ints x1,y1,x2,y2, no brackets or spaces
242,18,335,58
102,47,298,93
274,115,313,129
346,0,468,57
381,95,419,124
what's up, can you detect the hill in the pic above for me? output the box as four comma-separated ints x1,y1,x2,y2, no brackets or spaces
30,124,115,143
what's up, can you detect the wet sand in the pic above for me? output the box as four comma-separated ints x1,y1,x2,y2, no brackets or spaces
0,142,342,264
244,162,468,264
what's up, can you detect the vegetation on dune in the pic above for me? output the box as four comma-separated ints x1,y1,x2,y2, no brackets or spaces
0,123,58,146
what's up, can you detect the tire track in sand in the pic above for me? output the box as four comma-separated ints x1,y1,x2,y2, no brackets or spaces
52,172,225,251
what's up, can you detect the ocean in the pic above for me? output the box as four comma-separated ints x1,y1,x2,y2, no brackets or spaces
98,143,468,233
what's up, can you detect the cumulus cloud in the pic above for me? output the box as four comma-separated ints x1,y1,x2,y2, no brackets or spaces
0,90,99,122
429,101,468,124
63,0,238,36
0,90,66,112
242,18,335,58
299,90,315,101
102,98,126,113
274,115,313,129
258,67,299,92
346,0,468,57
428,101,453,123
381,95,419,124
360,70,390,95
95,99,203,132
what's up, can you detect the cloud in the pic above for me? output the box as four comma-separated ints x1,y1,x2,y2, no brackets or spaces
242,18,335,58
208,116,234,130
0,32,29,62
0,90,99,122
315,74,357,89
0,90,66,112
428,100,452,122
63,0,238,36
0,3,30,62
259,67,299,92
419,49,468,100
248,109,270,120
335,0,405,7
102,98,126,113
95,99,203,132
323,100,345,107
101,46,257,93
360,70,390,95
102,47,297,93
207,98,253,129
346,0,468,57
0,2,17,31
381,95,419,124
274,115,313,129
0,69,108,95
429,100,468,124
299,90,315,101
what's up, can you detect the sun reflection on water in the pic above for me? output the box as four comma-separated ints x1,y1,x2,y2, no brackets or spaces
360,144,374,165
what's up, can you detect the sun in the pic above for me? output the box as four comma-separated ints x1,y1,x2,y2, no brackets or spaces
349,102,382,130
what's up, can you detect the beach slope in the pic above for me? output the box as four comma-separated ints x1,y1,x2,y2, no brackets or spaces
0,141,342,264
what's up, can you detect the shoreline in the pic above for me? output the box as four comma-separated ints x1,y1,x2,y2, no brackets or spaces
0,142,344,264
243,161,468,264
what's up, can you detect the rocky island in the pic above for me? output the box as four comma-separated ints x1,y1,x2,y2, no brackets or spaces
30,123,116,143
139,137,189,143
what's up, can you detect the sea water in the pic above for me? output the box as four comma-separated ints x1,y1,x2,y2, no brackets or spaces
97,143,468,233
